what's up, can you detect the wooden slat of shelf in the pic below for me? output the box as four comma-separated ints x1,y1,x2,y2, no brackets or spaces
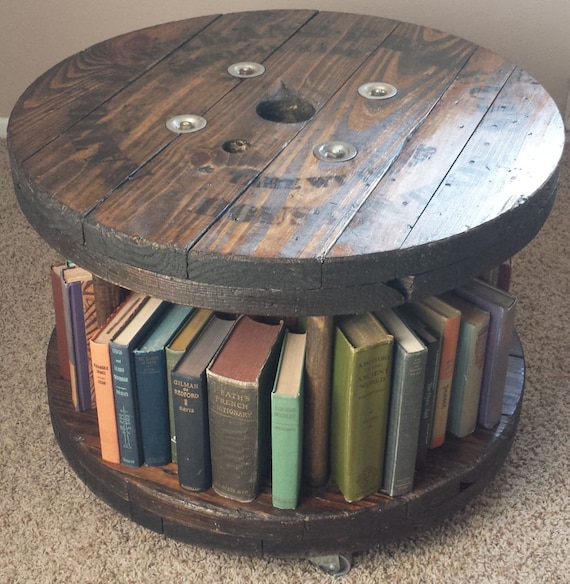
322,48,514,282
13,208,405,315
389,187,556,301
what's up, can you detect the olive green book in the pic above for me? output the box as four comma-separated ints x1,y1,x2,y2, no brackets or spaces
330,313,393,502
271,330,307,509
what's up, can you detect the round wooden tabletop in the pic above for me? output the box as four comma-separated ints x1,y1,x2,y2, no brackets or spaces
8,10,565,316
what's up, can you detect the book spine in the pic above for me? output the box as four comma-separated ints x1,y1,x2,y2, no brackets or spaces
171,370,211,491
50,266,70,381
208,376,261,502
90,338,120,464
382,348,426,496
448,320,488,437
110,343,142,467
165,348,183,464
415,339,440,467
303,315,333,489
80,278,98,409
271,392,303,509
61,280,79,410
69,279,97,411
331,332,392,502
134,350,171,466
480,307,516,429
430,320,460,448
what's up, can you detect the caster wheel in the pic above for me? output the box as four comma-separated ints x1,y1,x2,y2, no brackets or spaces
309,554,352,576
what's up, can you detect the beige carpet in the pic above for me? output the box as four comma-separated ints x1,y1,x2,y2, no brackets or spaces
1,136,569,584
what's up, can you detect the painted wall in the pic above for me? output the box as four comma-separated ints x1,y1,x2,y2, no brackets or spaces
1,0,569,121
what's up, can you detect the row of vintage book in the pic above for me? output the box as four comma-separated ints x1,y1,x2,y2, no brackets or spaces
50,262,516,509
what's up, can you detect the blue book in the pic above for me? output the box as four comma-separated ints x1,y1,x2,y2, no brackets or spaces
133,304,194,466
110,297,168,467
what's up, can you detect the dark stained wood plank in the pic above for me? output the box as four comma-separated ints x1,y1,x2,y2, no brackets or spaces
190,24,477,275
7,16,220,162
82,12,400,281
10,203,404,315
323,47,515,273
402,67,565,248
15,10,319,244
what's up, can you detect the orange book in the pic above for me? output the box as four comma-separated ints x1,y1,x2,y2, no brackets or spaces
89,292,148,463
409,297,461,448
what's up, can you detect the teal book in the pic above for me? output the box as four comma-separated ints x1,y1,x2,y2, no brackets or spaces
133,303,194,466
440,292,490,437
271,330,307,510
110,297,168,467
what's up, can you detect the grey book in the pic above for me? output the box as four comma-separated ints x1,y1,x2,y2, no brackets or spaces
375,308,427,497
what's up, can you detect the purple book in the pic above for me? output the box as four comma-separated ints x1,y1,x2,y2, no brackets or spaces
456,279,517,429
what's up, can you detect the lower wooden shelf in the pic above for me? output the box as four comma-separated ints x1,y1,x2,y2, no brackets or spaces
46,329,525,558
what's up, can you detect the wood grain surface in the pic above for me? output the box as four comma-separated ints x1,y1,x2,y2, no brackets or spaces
8,10,565,315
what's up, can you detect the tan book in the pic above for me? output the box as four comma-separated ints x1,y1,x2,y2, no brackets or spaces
302,316,334,489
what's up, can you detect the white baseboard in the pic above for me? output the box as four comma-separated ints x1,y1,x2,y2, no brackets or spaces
0,117,8,139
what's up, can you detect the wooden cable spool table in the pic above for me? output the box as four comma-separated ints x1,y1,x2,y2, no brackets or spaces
7,9,564,572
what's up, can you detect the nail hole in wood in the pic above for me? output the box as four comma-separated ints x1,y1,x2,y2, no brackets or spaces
222,139,251,153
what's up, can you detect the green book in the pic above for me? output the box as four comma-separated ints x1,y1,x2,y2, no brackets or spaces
330,313,393,502
455,280,517,429
271,330,307,510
